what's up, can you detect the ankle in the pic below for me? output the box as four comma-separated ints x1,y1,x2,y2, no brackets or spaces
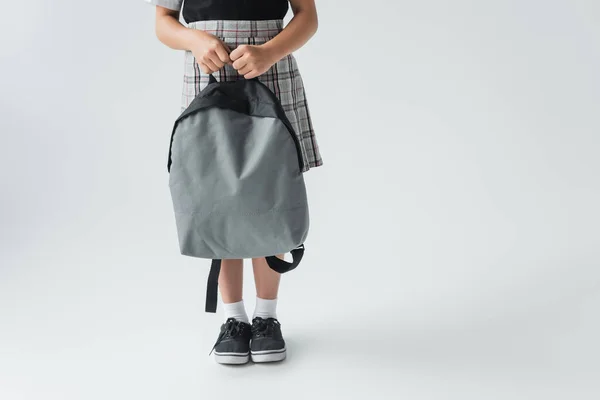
222,299,249,324
252,297,278,320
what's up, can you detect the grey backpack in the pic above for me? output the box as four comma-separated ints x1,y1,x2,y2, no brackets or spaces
167,74,309,313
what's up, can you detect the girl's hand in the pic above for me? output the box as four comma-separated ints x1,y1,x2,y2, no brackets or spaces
230,44,278,79
189,29,231,74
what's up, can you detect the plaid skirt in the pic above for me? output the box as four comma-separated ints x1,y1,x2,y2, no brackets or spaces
181,19,323,172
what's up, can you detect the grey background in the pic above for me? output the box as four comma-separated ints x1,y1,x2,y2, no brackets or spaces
1,0,599,398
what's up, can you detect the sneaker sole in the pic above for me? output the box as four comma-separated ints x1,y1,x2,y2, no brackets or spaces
251,348,287,363
214,351,250,365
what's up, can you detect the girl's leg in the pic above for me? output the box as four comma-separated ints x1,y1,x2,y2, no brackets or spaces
250,256,287,363
251,256,283,319
219,259,248,323
212,259,251,365
219,259,244,302
252,256,282,299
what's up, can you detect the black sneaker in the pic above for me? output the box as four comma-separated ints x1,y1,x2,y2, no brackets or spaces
250,317,287,363
209,318,252,365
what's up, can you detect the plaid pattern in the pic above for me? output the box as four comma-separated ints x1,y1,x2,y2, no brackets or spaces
181,19,323,172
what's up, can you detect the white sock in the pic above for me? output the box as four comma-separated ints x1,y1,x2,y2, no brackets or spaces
222,300,249,324
253,297,278,320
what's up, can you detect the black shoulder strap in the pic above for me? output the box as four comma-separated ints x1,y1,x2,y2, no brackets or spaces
205,259,221,313
265,245,305,273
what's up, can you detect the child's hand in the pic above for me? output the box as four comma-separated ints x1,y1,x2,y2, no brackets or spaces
230,44,277,79
189,30,231,74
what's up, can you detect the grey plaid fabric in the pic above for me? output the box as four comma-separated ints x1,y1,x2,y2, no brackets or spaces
181,19,323,172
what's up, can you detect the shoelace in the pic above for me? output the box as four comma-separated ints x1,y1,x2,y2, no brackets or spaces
209,318,246,355
252,317,280,338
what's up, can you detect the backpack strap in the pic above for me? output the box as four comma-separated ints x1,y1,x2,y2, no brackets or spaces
265,244,305,274
205,259,221,313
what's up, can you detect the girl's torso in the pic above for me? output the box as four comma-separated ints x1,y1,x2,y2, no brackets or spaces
182,0,289,23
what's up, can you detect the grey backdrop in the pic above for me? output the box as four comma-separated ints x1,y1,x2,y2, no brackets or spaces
1,0,599,399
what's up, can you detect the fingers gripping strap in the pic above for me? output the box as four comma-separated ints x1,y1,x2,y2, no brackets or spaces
205,259,221,313
265,245,305,274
